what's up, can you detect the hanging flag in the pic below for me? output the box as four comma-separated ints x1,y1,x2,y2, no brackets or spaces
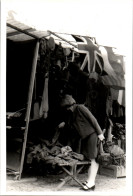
99,46,117,76
71,35,125,90
104,46,125,77
101,46,125,89
73,35,104,74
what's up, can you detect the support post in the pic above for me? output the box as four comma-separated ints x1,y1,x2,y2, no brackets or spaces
19,40,39,180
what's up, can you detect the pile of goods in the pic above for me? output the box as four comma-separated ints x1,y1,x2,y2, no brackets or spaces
26,143,84,166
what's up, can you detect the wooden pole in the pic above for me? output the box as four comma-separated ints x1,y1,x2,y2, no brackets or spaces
19,40,39,180
7,23,39,39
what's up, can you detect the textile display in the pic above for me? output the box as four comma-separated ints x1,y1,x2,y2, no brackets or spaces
39,74,49,118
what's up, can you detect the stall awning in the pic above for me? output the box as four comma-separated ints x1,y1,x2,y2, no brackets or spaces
6,16,125,90
6,18,50,41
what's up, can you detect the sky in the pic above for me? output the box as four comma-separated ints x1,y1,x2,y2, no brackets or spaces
3,0,132,56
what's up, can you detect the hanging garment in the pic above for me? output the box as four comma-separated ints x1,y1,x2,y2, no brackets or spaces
85,78,109,129
39,74,49,118
63,48,71,56
39,39,47,55
106,88,113,117
33,101,40,119
55,43,65,60
47,37,55,51
118,90,125,107
106,96,113,116
110,88,119,100
72,50,75,62
112,100,123,117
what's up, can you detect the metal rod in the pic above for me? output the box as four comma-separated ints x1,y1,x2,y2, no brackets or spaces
19,40,39,180
48,30,78,48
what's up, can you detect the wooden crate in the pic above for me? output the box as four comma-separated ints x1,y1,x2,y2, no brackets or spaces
98,164,126,178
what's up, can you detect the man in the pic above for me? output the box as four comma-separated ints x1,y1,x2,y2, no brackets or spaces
58,94,104,190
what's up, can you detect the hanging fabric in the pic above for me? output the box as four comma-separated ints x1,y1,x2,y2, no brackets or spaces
110,88,119,100
117,90,125,107
33,101,40,119
63,48,71,56
106,118,113,142
99,46,117,76
47,37,55,51
39,73,49,119
72,50,75,62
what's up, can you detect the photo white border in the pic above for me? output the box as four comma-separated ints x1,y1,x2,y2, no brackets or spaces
0,0,132,195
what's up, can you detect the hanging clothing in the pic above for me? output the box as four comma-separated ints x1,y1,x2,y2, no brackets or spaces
110,88,119,100
33,101,40,119
39,39,47,55
85,78,109,129
39,74,49,118
118,90,125,107
112,100,124,117
106,96,113,116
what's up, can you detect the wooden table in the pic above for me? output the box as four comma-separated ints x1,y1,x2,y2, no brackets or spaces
56,160,90,190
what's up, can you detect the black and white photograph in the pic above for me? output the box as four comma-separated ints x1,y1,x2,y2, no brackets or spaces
0,0,132,195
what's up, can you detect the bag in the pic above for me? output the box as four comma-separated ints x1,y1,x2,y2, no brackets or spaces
103,141,115,153
110,145,124,157
96,140,112,166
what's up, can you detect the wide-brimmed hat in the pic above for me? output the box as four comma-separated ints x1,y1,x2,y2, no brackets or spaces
60,95,76,108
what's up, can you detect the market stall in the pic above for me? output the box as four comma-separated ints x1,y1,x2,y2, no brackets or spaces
6,16,126,183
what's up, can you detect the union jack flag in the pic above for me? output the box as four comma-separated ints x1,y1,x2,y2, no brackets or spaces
100,46,125,89
73,35,104,74
104,46,125,77
73,35,125,89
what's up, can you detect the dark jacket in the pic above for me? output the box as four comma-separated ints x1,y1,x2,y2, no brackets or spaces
71,104,103,139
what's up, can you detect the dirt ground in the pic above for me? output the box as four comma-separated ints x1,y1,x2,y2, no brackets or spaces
6,170,127,195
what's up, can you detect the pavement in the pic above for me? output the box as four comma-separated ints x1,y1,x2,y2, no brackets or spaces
6,171,127,195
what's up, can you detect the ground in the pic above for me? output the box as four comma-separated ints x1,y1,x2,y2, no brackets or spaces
6,171,127,195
